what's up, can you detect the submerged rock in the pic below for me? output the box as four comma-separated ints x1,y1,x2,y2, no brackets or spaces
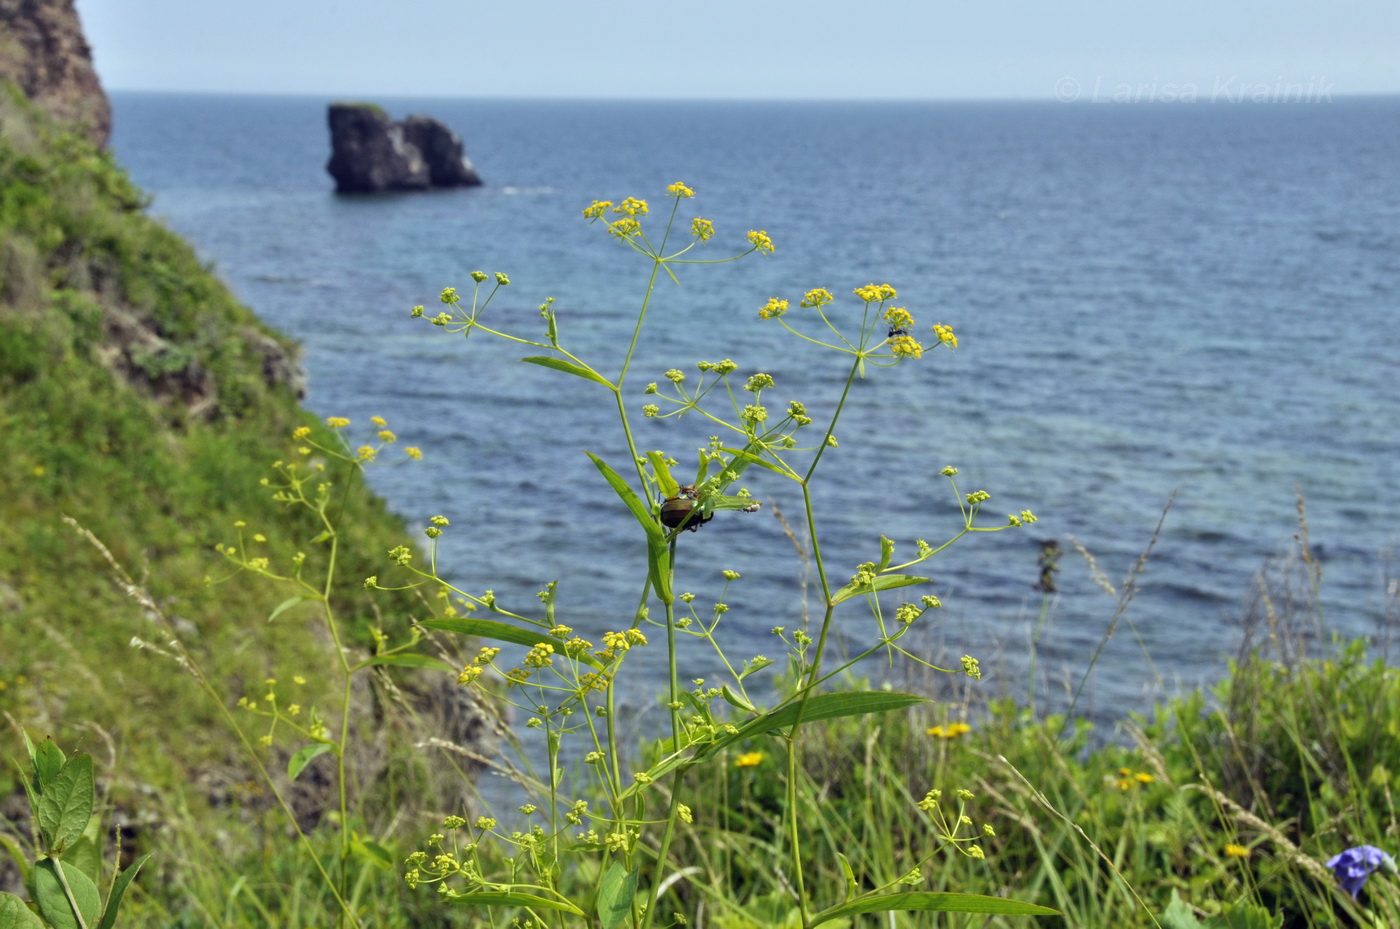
326,103,481,193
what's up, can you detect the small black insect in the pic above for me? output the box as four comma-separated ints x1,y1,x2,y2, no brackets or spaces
887,326,910,339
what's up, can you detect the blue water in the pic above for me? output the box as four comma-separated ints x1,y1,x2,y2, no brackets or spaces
108,93,1400,720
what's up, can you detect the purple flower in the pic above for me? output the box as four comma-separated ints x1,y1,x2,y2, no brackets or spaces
1325,845,1397,899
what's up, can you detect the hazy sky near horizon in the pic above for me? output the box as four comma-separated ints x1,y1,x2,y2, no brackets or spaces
73,0,1400,101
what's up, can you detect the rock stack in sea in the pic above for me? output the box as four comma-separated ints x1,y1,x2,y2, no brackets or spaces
325,102,483,193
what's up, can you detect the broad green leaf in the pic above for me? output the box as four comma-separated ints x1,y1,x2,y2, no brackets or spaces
646,451,680,498
267,595,315,623
520,356,614,388
37,755,93,854
830,573,931,606
0,892,46,929
288,743,335,781
810,892,1058,925
596,862,639,929
33,738,65,789
34,858,101,929
96,853,150,929
1159,891,1205,929
420,619,604,671
61,834,100,885
351,653,457,673
446,890,585,916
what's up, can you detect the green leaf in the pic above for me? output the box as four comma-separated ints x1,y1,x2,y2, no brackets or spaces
720,685,755,714
1159,891,1206,929
348,835,394,871
716,445,792,481
60,834,100,886
0,891,46,929
647,451,680,498
836,852,857,903
586,451,672,602
96,853,150,929
33,858,101,929
350,653,457,673
33,738,65,790
446,891,586,916
623,692,928,800
520,356,614,388
596,862,639,929
738,656,774,680
419,619,604,671
878,535,895,571
288,743,335,781
37,755,93,854
707,691,930,748
267,595,315,623
830,573,931,606
810,892,1058,925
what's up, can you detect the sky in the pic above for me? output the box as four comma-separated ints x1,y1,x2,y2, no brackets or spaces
73,0,1400,101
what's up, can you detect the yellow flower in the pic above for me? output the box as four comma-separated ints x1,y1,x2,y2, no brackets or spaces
888,335,924,359
691,217,715,241
758,297,788,319
854,283,897,303
405,446,423,460
356,446,377,462
1225,843,1251,858
927,723,972,739
933,323,958,348
667,181,695,198
325,416,350,428
608,217,641,239
614,197,649,216
746,229,774,254
734,751,764,768
582,200,613,219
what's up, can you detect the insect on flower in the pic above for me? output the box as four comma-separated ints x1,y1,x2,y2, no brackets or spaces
887,326,911,339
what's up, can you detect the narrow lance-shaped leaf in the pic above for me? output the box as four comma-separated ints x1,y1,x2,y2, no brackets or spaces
96,853,151,929
520,356,614,388
586,451,672,601
446,891,586,916
830,573,931,606
420,618,605,671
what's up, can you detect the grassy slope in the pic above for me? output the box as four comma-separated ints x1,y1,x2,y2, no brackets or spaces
0,82,420,802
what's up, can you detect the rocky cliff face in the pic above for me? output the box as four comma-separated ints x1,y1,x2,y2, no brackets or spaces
0,0,110,147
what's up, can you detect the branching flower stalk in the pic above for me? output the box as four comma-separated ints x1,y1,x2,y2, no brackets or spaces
392,184,1044,927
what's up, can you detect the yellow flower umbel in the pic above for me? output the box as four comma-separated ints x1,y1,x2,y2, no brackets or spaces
734,751,764,768
927,722,972,739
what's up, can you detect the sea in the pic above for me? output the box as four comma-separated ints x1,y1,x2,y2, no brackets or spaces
107,92,1400,726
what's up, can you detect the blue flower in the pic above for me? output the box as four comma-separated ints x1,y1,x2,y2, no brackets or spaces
1325,845,1397,899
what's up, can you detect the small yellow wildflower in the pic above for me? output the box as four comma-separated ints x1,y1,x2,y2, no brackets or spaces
371,416,387,427
356,446,376,462
667,181,695,198
927,723,972,739
292,425,312,439
1225,843,1251,858
614,197,648,216
377,429,396,443
691,217,714,240
609,217,641,239
854,283,897,303
405,446,423,460
746,229,774,254
758,297,789,319
888,335,924,358
582,200,613,219
734,751,764,768
325,416,350,428
933,323,958,348
801,288,833,307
